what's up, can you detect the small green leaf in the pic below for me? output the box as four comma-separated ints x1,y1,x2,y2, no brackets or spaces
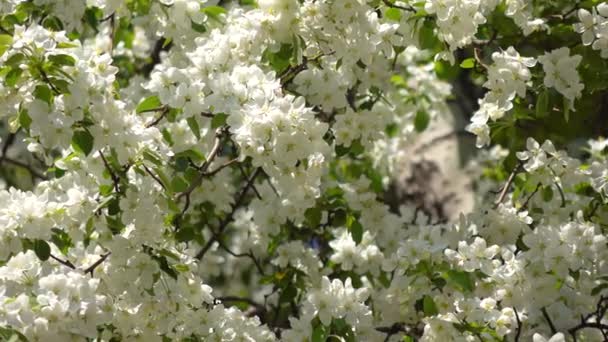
51,228,73,255
0,34,13,56
332,209,347,227
48,54,76,67
57,42,80,49
136,95,162,114
312,322,329,342
191,20,207,33
414,111,430,132
34,240,51,261
385,8,402,21
422,295,439,316
459,58,475,69
18,109,32,130
187,116,201,140
5,53,25,67
211,113,228,129
5,68,22,87
34,84,53,105
591,283,608,296
350,220,363,244
71,129,95,156
202,6,226,20
262,44,294,74
536,89,550,118
305,207,322,228
171,176,189,193
445,270,475,293
542,185,553,202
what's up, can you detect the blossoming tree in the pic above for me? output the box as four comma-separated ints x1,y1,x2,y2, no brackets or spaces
0,0,607,341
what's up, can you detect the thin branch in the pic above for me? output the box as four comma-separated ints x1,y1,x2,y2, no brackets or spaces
205,158,239,177
108,13,116,54
39,67,61,95
145,107,169,128
142,37,173,76
514,307,522,342
99,150,120,193
520,183,541,211
50,253,76,269
279,51,334,85
196,168,262,260
83,252,111,276
568,296,608,341
176,130,226,220
143,164,167,191
2,157,47,180
494,161,522,207
375,322,421,341
541,307,558,335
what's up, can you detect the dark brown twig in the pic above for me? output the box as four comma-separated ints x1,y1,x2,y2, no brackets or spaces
50,253,76,269
83,252,111,276
196,168,262,259
99,150,120,193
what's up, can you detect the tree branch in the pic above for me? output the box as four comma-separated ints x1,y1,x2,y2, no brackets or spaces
196,167,262,260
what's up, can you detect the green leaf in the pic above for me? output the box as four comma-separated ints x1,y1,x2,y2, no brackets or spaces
414,111,430,132
542,185,554,202
5,68,22,87
350,220,363,244
34,240,51,261
422,295,439,316
418,19,440,50
536,89,550,118
171,176,189,193
332,209,347,227
57,41,80,49
5,53,25,67
71,129,95,156
202,6,226,20
0,34,12,57
187,116,201,140
459,58,475,69
445,270,475,293
48,54,76,67
51,228,73,255
191,20,207,33
592,283,608,296
211,113,228,129
34,84,53,105
18,109,32,130
136,95,162,114
385,8,402,21
262,44,294,74
312,322,329,342
305,207,322,228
